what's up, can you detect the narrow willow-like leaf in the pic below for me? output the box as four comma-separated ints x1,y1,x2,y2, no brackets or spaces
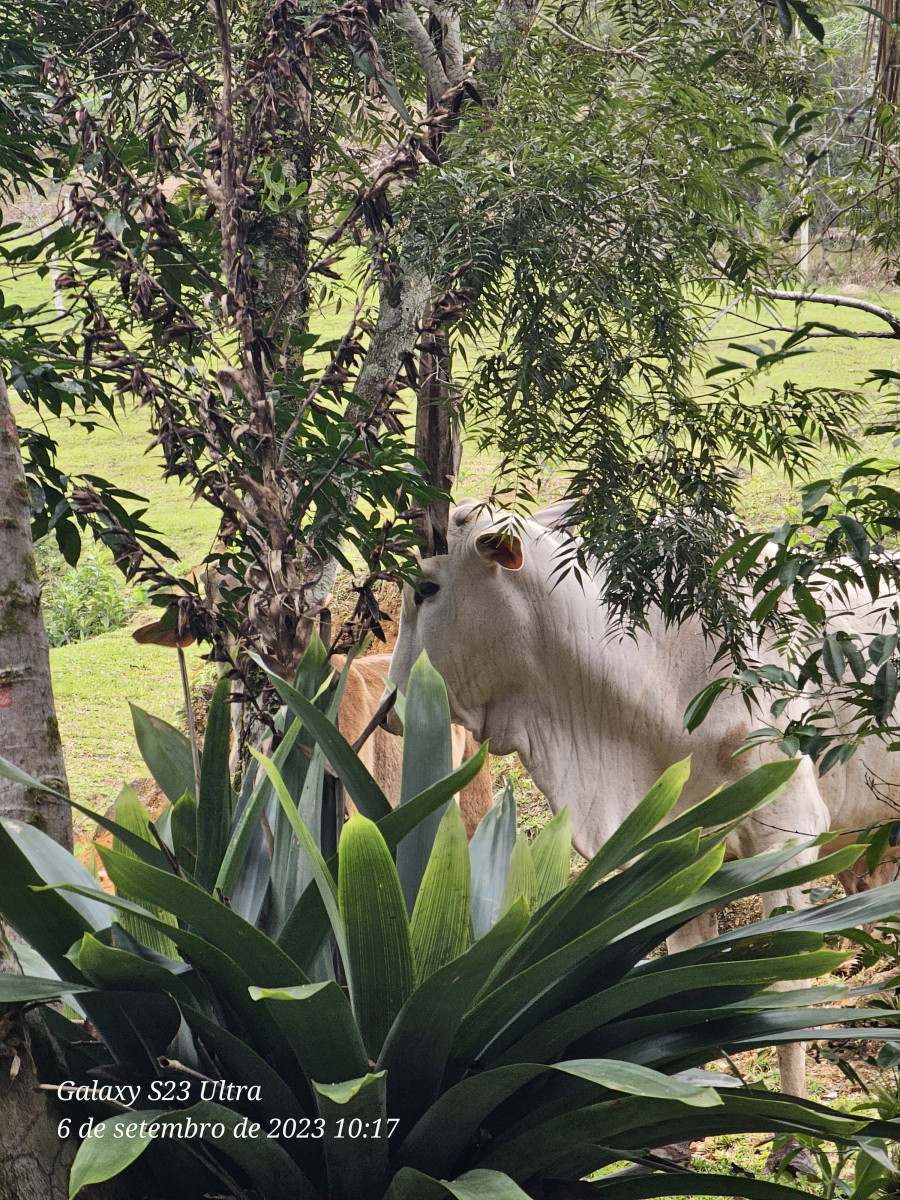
498,832,537,919
397,650,455,909
339,814,415,1056
410,801,472,982
529,806,571,906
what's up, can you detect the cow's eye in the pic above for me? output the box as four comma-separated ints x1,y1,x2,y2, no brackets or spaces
414,579,441,606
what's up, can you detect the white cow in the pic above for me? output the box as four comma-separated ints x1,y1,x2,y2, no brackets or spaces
386,500,900,1096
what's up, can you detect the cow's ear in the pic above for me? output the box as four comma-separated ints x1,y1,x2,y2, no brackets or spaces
475,531,524,570
532,500,577,529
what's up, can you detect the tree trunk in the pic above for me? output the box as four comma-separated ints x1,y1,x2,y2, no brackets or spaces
0,930,123,1200
0,373,71,847
415,325,461,556
0,381,119,1197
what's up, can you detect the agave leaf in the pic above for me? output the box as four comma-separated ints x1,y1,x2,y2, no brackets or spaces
196,674,236,892
385,1167,451,1200
54,878,311,1089
528,806,572,906
399,1053,720,1180
634,759,799,854
250,981,368,1084
479,1090,865,1182
397,650,455,909
380,744,490,847
499,832,537,920
181,1004,309,1127
0,753,172,869
451,841,726,1071
69,1102,317,1200
0,818,110,968
251,747,348,970
410,801,472,982
170,791,198,877
69,933,193,1006
0,752,70,800
379,900,531,1134
338,814,415,1057
215,717,301,899
268,735,324,936
647,840,869,933
469,782,517,937
112,786,179,956
590,1171,822,1199
0,975,92,1002
277,747,489,975
269,646,355,935
588,1004,900,1071
313,1072,389,1200
68,1109,165,1198
94,844,308,987
493,759,691,974
496,948,850,1067
129,703,196,804
255,656,392,821
703,878,900,947
386,1167,534,1200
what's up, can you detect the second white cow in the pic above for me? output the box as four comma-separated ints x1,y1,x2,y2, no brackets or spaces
386,500,900,1096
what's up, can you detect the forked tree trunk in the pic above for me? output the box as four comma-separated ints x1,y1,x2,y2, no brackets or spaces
0,372,71,846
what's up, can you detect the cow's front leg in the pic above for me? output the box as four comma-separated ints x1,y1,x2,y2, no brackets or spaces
665,910,718,954
761,881,814,1099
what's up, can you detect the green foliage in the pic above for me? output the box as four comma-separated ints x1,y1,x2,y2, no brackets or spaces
37,544,145,647
1,643,900,1197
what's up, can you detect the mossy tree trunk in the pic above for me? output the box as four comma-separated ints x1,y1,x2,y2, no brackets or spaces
0,375,85,1196
0,372,71,847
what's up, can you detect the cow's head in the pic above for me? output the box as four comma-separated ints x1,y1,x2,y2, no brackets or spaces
383,500,575,738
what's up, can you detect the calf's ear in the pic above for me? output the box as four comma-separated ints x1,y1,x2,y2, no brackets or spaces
475,530,524,570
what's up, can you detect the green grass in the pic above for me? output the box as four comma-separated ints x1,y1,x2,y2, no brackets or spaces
48,628,208,841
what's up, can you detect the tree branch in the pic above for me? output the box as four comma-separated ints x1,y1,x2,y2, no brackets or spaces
391,1,451,98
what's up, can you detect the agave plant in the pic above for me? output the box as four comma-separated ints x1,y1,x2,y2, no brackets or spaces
1,642,900,1200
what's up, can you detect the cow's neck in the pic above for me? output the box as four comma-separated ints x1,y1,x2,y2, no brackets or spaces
478,569,701,859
